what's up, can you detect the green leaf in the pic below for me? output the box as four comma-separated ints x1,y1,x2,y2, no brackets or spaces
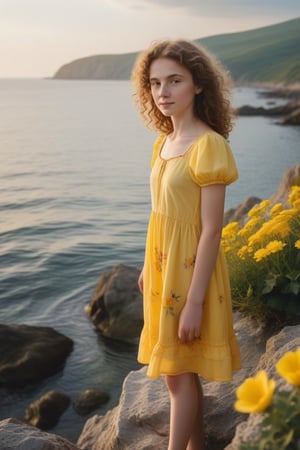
281,280,300,295
286,271,300,281
262,275,279,294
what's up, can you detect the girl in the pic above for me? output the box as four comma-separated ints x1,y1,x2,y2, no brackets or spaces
131,39,241,450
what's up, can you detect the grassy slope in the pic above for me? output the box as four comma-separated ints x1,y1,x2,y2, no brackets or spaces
54,17,300,84
198,17,300,84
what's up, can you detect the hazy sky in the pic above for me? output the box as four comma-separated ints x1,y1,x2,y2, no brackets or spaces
1,0,299,78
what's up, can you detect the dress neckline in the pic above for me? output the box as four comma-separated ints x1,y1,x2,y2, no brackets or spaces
158,129,214,162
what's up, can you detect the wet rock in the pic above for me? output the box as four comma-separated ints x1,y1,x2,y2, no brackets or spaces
0,417,80,450
86,264,143,343
73,389,110,416
24,390,71,430
0,323,73,387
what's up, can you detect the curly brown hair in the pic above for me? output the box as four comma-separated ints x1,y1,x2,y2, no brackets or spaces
131,39,234,139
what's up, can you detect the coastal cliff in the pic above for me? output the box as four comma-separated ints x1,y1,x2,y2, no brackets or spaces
53,17,300,85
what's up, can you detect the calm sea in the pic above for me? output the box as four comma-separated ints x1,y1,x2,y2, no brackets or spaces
0,79,299,442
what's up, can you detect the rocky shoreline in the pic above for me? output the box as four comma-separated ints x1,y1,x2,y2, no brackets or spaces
236,85,300,125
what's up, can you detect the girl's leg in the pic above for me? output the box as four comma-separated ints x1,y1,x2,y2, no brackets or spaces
187,374,204,450
165,373,204,450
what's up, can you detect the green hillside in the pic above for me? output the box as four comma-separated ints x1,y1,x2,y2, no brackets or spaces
53,17,300,85
198,17,300,84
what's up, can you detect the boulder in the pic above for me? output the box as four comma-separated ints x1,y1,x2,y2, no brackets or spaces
224,196,261,225
0,418,80,450
86,264,143,342
73,389,110,416
24,390,71,430
77,314,273,450
0,323,73,387
77,366,169,450
224,163,300,225
225,324,300,449
270,163,300,205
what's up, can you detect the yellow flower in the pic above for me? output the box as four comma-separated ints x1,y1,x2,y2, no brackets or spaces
234,370,276,413
288,185,300,207
222,221,240,239
270,203,283,218
276,348,300,386
265,240,286,254
237,245,249,260
248,200,271,218
295,239,300,249
253,248,270,262
165,297,174,307
238,217,262,237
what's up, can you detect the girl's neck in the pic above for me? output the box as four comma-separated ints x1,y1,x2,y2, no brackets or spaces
169,119,210,142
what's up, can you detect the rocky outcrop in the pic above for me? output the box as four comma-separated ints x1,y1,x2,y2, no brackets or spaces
237,99,300,125
24,390,71,430
224,196,261,225
0,418,80,450
86,264,143,343
225,325,300,450
0,323,73,387
73,389,110,416
77,313,277,450
224,163,300,225
1,322,298,449
270,163,300,205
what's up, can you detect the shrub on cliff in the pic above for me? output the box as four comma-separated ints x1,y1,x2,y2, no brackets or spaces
222,185,300,324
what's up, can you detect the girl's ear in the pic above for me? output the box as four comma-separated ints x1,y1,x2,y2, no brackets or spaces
195,86,202,95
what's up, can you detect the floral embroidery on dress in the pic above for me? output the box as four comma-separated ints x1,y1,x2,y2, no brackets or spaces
155,247,167,272
184,255,196,269
164,291,181,316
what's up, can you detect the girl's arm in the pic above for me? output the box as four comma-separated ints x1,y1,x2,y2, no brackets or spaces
178,184,226,343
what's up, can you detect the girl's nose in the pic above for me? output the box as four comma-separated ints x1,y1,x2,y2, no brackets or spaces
159,83,170,97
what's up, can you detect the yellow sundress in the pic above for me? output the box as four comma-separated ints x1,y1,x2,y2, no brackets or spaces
138,130,241,381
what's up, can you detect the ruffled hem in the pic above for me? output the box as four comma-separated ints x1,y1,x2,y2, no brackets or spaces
138,333,241,381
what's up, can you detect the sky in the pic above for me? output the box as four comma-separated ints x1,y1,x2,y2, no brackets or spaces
0,0,299,78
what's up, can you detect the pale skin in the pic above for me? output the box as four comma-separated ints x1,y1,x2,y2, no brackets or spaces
138,57,226,450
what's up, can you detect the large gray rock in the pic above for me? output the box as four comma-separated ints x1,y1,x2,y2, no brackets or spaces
0,418,80,450
86,264,143,342
225,325,300,450
77,366,169,450
77,314,272,450
0,323,73,387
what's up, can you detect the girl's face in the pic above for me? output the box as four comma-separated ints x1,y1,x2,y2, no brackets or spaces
149,57,201,120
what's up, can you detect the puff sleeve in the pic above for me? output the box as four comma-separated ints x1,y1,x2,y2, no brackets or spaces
188,132,238,186
150,135,165,168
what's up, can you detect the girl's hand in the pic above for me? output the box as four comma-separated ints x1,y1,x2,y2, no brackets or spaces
178,302,203,343
138,269,144,294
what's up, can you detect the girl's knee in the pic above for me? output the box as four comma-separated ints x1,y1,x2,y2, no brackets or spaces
165,373,195,394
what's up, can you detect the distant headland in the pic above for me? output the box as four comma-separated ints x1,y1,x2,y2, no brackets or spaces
53,17,300,86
